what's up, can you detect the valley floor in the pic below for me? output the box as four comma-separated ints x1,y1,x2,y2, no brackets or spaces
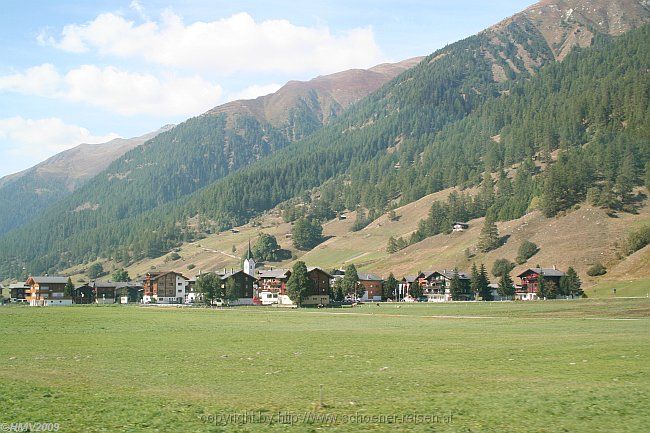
1,299,648,432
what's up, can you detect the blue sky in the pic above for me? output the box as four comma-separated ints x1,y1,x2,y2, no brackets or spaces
0,0,534,177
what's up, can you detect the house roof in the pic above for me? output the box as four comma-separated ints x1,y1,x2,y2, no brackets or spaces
258,269,291,279
92,281,131,289
27,276,68,284
403,275,419,283
358,272,383,281
220,269,256,280
435,270,470,280
517,268,565,278
307,267,333,278
9,283,29,289
147,271,188,281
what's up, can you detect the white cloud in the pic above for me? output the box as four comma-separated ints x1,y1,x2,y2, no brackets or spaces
0,116,121,160
41,11,385,75
228,83,283,101
0,64,222,116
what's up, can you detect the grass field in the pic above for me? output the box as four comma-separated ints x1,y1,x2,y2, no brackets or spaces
1,300,649,432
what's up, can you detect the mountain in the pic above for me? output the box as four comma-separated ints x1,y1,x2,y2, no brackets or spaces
0,0,648,279
0,125,173,235
207,57,422,140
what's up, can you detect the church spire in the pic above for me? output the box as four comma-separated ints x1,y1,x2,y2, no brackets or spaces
247,238,252,260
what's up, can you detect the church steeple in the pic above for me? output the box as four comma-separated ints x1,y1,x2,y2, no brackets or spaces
244,238,256,277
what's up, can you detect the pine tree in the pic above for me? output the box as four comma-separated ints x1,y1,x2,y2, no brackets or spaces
497,273,515,298
286,261,313,306
478,218,500,252
478,263,492,301
342,264,360,299
449,268,465,301
409,280,423,299
382,273,399,300
560,266,582,298
64,277,74,299
470,263,480,300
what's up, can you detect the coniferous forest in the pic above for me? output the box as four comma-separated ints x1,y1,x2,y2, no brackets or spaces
0,24,648,278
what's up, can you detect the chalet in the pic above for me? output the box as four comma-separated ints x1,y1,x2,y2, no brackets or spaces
74,283,95,304
421,270,472,302
277,267,331,307
452,222,469,232
143,271,189,304
25,276,71,306
516,267,565,300
257,268,291,305
8,283,29,302
185,277,199,303
357,273,383,301
218,269,256,305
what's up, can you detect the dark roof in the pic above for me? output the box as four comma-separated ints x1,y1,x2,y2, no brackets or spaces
517,268,565,278
93,281,132,289
27,276,68,284
358,272,382,281
220,269,256,280
434,270,470,280
403,275,419,283
147,271,188,281
258,269,291,279
307,267,333,278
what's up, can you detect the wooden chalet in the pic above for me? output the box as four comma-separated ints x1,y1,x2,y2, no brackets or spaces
8,283,29,302
420,270,472,302
257,268,291,293
143,271,189,304
217,269,256,305
74,283,95,304
516,267,565,300
357,272,384,301
25,276,71,306
306,267,331,306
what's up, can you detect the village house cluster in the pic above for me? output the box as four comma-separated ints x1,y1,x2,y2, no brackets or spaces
1,250,569,307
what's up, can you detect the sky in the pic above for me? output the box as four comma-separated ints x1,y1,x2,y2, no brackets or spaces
0,0,534,177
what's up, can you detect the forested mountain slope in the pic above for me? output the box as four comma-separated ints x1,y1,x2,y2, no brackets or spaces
0,0,648,279
0,126,173,235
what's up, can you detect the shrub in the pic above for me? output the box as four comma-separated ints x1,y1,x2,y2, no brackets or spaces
516,240,539,264
622,225,650,256
169,252,181,261
187,264,196,270
492,258,515,278
586,263,607,276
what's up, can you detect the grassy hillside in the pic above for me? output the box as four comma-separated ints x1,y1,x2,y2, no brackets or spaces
67,185,649,299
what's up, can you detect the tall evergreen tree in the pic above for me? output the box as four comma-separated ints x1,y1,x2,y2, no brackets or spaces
64,277,74,298
478,263,492,301
478,218,500,252
449,268,465,301
382,273,399,301
342,264,360,299
560,266,583,298
286,261,313,306
497,272,515,299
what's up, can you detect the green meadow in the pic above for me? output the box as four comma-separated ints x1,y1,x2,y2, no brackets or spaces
1,299,648,432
